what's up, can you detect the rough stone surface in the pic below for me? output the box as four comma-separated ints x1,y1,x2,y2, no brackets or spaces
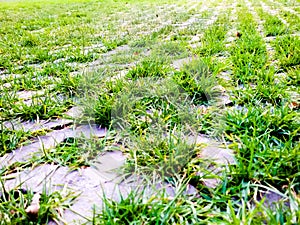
0,125,107,167
3,118,73,132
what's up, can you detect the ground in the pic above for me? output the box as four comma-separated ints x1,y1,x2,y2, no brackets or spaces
0,0,299,224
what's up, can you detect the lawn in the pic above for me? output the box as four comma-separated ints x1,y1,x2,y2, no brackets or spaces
0,0,299,224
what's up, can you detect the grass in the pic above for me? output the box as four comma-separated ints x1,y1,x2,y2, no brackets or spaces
229,7,268,83
172,58,221,104
193,14,230,56
90,77,126,127
272,35,300,70
0,185,74,224
126,58,170,79
124,128,196,176
95,184,210,224
280,10,300,32
0,0,299,224
230,32,268,84
286,66,300,86
257,8,290,36
37,133,118,169
111,75,198,133
94,179,299,224
0,126,31,156
224,105,299,185
153,41,189,59
232,80,290,106
7,92,74,121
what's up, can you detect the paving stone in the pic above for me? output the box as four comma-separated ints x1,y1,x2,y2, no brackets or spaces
64,106,83,119
0,73,23,81
3,118,73,132
1,152,129,224
198,145,236,188
0,125,107,168
172,57,196,70
186,134,236,188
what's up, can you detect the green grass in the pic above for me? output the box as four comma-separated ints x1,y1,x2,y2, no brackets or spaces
93,179,300,224
257,8,290,36
193,14,230,56
1,0,300,224
92,77,126,127
154,41,189,59
38,134,117,169
95,185,209,224
232,81,290,106
126,58,170,80
229,7,269,84
0,186,74,224
280,10,300,32
230,33,268,84
272,35,300,70
172,58,221,104
286,66,300,86
6,92,74,121
0,126,31,156
124,128,196,176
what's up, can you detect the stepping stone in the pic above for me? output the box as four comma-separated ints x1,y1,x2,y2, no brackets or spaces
187,134,236,188
3,118,73,132
1,152,129,224
0,125,107,168
172,57,196,70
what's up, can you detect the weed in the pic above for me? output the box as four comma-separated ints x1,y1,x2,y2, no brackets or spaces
264,14,289,36
172,58,220,104
0,187,73,224
126,58,170,80
9,92,73,121
194,16,229,56
41,136,110,168
273,35,300,70
154,41,188,59
0,126,31,155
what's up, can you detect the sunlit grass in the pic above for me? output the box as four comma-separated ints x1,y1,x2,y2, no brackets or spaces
0,0,299,223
